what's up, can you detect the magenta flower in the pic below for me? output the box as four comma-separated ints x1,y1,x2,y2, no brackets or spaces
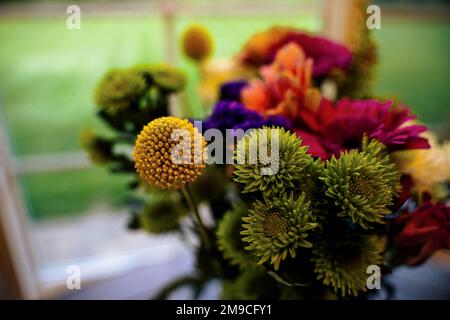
296,98,430,159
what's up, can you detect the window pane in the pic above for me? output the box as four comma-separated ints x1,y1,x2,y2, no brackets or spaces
0,17,165,156
21,168,131,221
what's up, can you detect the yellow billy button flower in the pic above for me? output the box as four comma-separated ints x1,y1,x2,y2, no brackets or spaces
133,117,207,190
181,24,213,62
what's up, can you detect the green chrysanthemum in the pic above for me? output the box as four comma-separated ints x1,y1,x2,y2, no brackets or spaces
216,203,259,269
80,128,113,165
221,267,280,300
297,158,327,218
95,69,147,115
323,146,396,229
362,137,401,196
242,193,318,270
133,64,186,93
139,192,186,234
312,235,386,297
234,127,311,197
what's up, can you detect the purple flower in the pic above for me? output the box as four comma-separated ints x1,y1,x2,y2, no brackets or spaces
203,101,292,132
219,80,248,102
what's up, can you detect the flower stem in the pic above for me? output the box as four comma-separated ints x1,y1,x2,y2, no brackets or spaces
181,185,211,251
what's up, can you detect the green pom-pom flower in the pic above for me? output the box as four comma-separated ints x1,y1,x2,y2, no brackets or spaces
242,193,318,270
297,158,327,218
139,192,186,234
312,235,385,297
80,128,113,165
362,137,401,196
216,203,259,269
322,145,396,229
234,127,311,198
134,64,186,93
95,69,147,115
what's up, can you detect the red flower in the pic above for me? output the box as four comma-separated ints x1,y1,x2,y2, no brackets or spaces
393,175,414,210
296,98,430,159
394,199,450,265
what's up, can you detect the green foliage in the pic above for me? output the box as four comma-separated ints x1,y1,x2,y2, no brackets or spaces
191,165,228,202
80,128,114,165
337,25,378,99
138,192,187,234
221,267,281,300
133,64,187,93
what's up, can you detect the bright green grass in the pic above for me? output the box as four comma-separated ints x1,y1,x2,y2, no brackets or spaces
20,168,133,220
374,19,450,129
0,16,448,220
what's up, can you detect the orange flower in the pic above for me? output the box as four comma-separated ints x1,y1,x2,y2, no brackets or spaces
241,42,321,122
238,26,292,67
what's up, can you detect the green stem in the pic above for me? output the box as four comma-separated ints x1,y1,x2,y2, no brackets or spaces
181,185,211,251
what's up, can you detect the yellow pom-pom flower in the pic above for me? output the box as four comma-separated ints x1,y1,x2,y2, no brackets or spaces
133,117,207,190
181,24,213,62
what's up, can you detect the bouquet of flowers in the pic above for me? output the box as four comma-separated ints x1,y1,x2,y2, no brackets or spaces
83,14,450,299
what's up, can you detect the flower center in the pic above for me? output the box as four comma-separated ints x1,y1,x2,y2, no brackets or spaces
300,179,317,204
349,176,373,199
263,213,290,238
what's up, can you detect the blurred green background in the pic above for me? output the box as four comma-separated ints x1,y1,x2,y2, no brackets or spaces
0,12,449,220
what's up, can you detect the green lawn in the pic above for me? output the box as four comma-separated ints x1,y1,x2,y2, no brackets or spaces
0,16,448,220
374,19,450,129
20,168,134,220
